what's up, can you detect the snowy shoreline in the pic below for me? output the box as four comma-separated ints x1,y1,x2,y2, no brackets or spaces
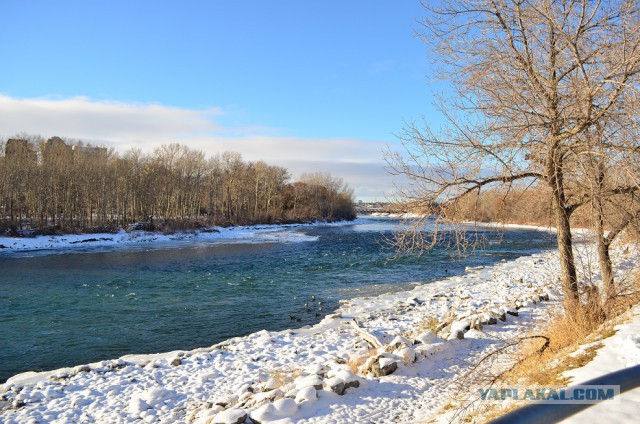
1,224,636,423
0,219,363,254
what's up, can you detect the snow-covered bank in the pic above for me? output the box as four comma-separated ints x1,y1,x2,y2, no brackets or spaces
560,304,640,423
0,220,362,253
2,241,637,423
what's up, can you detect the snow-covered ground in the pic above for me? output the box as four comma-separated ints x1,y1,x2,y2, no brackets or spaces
561,304,640,423
1,232,638,423
0,220,361,253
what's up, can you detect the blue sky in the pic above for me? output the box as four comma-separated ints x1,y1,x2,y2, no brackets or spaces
0,0,438,201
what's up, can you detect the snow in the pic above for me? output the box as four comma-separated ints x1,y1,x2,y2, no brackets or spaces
560,304,640,423
1,231,639,423
0,220,363,253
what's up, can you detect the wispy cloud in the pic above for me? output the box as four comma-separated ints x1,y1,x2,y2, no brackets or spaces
0,95,397,200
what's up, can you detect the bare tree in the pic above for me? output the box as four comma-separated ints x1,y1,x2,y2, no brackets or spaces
387,0,640,313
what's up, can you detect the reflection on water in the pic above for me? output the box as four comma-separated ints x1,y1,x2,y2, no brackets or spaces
0,218,556,382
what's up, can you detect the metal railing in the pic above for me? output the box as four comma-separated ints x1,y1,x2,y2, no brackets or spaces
490,364,640,423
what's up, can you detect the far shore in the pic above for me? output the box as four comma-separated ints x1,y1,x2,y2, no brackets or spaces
0,219,365,253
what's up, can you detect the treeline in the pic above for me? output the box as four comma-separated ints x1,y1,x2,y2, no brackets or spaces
0,136,355,235
447,186,631,233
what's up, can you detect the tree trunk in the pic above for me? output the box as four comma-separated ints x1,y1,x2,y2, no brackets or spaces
553,196,580,308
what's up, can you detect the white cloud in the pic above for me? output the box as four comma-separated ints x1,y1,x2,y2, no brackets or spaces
0,95,401,200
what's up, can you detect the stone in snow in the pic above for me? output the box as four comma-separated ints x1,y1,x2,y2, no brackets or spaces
394,347,417,364
333,369,361,388
503,307,518,317
491,309,507,322
450,319,469,334
214,394,238,407
273,397,298,415
244,388,284,408
295,385,317,403
415,342,447,358
449,330,465,340
373,357,398,377
414,331,439,345
324,376,346,395
303,363,327,376
251,398,298,423
295,374,323,390
389,335,413,349
263,377,281,391
213,407,247,424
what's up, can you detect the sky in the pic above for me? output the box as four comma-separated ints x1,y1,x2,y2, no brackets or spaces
0,0,439,201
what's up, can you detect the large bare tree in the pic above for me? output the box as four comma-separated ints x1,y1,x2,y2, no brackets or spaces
387,0,640,312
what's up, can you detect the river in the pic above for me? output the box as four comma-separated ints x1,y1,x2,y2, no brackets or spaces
0,217,556,383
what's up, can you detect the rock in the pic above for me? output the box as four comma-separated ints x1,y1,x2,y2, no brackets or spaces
450,319,469,334
372,357,398,377
480,313,498,325
304,363,327,377
250,403,274,424
324,377,346,395
394,347,417,364
235,384,253,396
389,335,413,350
193,405,224,424
128,396,151,415
505,308,519,317
491,309,506,322
415,342,446,358
73,365,91,373
432,292,449,301
469,320,483,331
245,389,284,408
532,294,541,303
406,297,423,306
414,331,438,345
540,293,550,301
334,370,361,389
449,330,465,340
170,358,182,366
273,398,298,415
213,408,247,424
457,290,471,300
214,394,238,407
295,374,323,391
251,398,297,423
263,377,281,391
295,386,317,403
435,321,450,334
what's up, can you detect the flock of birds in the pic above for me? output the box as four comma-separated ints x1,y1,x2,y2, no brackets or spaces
289,294,324,322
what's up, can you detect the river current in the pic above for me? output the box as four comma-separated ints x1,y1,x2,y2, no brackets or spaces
0,217,556,382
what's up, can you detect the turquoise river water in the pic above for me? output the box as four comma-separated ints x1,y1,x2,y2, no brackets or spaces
0,217,556,383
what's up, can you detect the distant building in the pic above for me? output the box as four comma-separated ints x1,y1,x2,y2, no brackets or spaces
43,136,73,162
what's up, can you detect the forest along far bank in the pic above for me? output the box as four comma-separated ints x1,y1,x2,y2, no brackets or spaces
0,136,356,237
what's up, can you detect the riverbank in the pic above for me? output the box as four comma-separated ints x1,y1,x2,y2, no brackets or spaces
2,238,636,423
0,219,362,253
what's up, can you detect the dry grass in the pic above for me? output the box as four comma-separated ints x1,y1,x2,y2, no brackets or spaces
468,297,633,423
260,367,303,389
404,315,440,340
499,302,611,389
347,348,379,375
